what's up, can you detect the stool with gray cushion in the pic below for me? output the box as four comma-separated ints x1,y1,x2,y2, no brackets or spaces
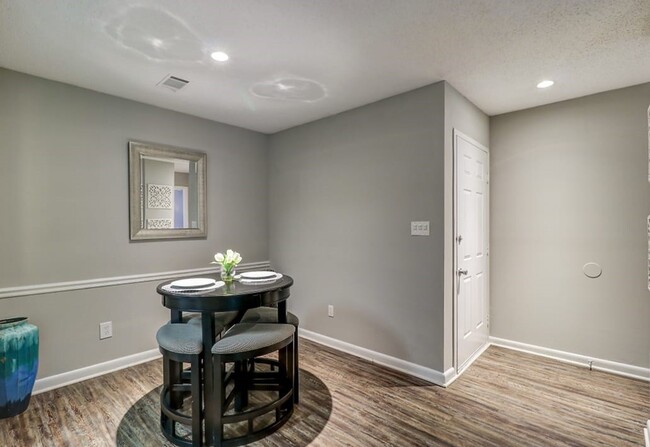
207,323,295,446
240,307,300,403
169,311,238,391
157,323,204,447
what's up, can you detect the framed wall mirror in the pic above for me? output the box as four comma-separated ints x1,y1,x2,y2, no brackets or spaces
129,141,207,240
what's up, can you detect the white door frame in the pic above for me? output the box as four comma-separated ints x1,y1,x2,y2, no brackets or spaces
453,128,490,374
174,186,189,228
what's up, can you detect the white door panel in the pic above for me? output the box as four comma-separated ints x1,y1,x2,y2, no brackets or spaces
463,276,471,338
455,131,489,371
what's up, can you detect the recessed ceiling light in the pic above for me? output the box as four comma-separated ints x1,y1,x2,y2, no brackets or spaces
537,80,554,89
211,51,229,62
250,78,327,102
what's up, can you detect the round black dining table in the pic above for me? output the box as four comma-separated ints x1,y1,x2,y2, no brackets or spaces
157,274,294,445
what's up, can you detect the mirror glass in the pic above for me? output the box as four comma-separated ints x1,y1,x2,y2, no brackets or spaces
129,141,207,240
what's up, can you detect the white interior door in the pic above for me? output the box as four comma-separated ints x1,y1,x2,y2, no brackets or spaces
455,130,489,372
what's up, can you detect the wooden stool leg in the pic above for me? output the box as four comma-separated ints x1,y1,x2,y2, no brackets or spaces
213,356,224,446
293,330,299,404
287,336,295,411
169,360,183,409
234,360,249,411
191,356,203,447
161,355,172,434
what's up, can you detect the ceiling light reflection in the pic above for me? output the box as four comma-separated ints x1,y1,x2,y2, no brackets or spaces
211,51,229,62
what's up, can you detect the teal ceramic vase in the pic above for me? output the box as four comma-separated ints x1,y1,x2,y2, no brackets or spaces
0,317,39,418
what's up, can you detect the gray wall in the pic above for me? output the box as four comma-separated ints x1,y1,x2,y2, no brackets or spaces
490,83,650,368
269,83,447,370
0,68,269,378
6,62,642,385
442,84,490,370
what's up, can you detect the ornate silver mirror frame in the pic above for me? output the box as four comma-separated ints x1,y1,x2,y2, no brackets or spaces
129,141,207,240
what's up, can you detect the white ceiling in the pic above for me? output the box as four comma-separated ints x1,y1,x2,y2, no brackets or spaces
1,0,648,134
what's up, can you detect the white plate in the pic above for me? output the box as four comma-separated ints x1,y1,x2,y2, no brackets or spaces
170,278,217,289
238,273,283,283
240,271,277,280
163,281,224,293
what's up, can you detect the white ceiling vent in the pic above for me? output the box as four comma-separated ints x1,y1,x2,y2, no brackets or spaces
157,75,189,92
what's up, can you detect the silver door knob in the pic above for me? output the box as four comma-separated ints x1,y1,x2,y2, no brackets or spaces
457,268,468,276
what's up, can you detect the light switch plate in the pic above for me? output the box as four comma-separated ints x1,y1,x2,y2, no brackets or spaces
411,221,430,236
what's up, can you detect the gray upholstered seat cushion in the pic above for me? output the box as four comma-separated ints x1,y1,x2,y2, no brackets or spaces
181,312,201,324
211,323,294,355
185,311,239,329
156,323,203,355
240,307,299,326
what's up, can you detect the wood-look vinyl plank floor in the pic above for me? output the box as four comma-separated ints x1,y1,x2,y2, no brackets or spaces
0,340,647,446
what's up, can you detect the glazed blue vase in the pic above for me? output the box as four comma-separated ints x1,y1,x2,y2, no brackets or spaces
0,317,39,419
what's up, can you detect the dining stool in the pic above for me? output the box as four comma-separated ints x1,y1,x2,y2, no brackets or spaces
157,323,204,447
169,312,238,392
240,307,300,403
208,323,295,447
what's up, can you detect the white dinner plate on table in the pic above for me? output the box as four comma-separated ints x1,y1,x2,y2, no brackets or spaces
240,271,277,280
163,281,224,294
170,278,217,289
237,273,283,283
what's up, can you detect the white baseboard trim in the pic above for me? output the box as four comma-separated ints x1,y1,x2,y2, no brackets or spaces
0,261,271,299
299,328,454,387
490,337,650,382
33,348,162,395
32,331,645,398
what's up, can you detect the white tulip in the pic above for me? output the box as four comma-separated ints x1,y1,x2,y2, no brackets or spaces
210,249,241,269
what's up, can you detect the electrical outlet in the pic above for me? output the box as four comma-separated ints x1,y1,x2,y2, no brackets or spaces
328,305,334,318
99,321,113,340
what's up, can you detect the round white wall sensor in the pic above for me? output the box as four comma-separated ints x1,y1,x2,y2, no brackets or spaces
583,262,602,278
